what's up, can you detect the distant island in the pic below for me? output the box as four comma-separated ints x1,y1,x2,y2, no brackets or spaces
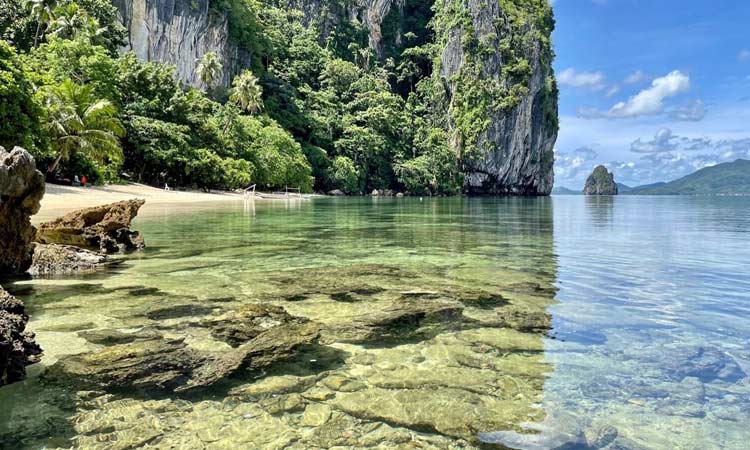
554,159,750,196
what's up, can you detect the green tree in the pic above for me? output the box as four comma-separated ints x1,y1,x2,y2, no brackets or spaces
23,0,57,47
196,51,221,92
0,41,44,152
230,70,263,114
41,78,124,174
330,156,361,194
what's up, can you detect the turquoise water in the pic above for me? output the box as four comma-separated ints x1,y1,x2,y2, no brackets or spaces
1,196,748,449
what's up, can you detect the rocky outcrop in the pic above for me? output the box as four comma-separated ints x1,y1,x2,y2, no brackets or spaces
112,0,251,89
0,286,42,386
28,244,108,276
0,146,45,275
36,199,146,254
583,165,618,195
436,0,558,195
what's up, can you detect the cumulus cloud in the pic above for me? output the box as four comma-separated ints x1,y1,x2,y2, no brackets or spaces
575,71,691,120
608,71,690,118
558,68,607,91
669,99,707,122
630,128,712,154
554,146,600,184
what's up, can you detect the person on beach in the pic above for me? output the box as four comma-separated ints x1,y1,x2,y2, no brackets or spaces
81,175,88,187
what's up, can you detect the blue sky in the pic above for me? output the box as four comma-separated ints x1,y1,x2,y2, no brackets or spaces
551,0,750,188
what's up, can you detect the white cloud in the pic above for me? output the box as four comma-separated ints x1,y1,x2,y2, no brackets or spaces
669,99,707,122
608,71,690,118
624,70,646,84
558,68,607,91
739,49,750,62
605,85,621,98
630,128,713,154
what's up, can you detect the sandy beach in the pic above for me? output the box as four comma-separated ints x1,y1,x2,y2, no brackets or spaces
36,183,246,222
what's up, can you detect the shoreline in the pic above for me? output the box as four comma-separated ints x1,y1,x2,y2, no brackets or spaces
36,183,248,222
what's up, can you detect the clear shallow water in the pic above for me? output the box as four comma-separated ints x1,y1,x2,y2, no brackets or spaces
1,196,748,449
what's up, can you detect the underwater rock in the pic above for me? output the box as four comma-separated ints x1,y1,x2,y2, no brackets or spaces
0,285,42,386
669,346,747,383
0,146,45,275
36,199,146,254
583,165,618,195
210,303,314,347
27,243,108,276
322,301,463,344
48,305,320,392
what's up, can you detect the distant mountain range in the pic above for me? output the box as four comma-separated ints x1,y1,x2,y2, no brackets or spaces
553,159,750,196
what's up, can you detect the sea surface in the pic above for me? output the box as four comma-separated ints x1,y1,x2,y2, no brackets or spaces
1,196,748,449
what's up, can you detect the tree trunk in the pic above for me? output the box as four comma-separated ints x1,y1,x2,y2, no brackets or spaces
47,153,64,174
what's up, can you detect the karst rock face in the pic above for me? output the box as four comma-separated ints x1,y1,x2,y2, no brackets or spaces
583,165,618,196
36,199,146,254
0,145,46,275
112,0,251,89
113,0,557,195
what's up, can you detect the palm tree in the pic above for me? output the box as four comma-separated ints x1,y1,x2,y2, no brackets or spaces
23,0,58,47
230,70,264,114
196,52,222,92
48,3,107,44
42,79,124,174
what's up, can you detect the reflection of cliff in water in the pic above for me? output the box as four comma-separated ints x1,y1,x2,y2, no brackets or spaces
585,195,615,230
0,198,558,449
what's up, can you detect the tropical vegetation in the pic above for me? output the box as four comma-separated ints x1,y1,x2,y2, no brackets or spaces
0,0,555,194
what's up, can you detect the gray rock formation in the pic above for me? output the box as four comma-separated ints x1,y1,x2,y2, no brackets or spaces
0,285,42,386
0,146,45,275
36,199,146,254
112,0,251,89
583,165,618,195
28,244,108,276
437,0,558,195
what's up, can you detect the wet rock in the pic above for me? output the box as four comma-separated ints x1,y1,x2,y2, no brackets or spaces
45,335,207,391
27,243,108,276
229,375,318,399
585,422,618,448
210,303,313,347
322,301,463,344
77,328,160,346
0,145,45,275
670,346,747,383
48,305,320,393
0,285,42,386
327,189,345,196
333,386,540,441
36,199,146,254
302,403,332,426
583,165,618,195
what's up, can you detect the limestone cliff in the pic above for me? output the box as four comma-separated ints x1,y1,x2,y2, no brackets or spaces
434,0,557,195
292,0,558,195
112,0,251,88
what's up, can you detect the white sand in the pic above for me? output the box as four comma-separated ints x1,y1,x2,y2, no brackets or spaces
36,183,246,222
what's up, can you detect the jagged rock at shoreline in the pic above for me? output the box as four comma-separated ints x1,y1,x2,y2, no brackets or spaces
28,244,108,276
0,286,42,386
0,146,45,275
36,199,146,254
584,165,618,195
47,304,320,392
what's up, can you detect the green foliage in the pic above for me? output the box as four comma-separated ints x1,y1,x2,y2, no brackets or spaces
330,155,361,194
0,40,44,152
0,0,557,195
40,78,124,175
